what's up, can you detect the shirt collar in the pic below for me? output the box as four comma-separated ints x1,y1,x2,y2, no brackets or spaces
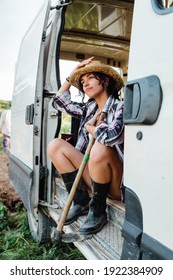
102,95,114,114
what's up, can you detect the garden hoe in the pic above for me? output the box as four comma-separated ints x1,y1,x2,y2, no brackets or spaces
51,112,106,243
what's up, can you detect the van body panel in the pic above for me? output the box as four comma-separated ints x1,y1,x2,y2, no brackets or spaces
124,0,173,250
11,0,50,168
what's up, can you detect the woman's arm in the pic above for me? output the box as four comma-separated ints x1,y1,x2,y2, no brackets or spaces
52,57,95,117
57,56,94,95
84,109,104,138
95,102,124,146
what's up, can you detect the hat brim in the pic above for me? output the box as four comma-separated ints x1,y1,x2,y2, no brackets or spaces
69,62,124,92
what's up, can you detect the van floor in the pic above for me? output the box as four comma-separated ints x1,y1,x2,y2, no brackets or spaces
54,175,125,260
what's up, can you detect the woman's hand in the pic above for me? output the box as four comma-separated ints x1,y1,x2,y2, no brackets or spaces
85,109,105,128
70,56,94,75
86,109,101,127
57,57,94,95
84,109,106,137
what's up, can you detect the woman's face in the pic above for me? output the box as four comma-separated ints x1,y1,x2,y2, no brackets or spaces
80,73,105,99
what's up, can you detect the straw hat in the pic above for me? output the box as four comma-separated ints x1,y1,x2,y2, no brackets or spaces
69,60,124,92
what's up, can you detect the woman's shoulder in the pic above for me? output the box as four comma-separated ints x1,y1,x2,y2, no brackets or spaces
109,95,124,107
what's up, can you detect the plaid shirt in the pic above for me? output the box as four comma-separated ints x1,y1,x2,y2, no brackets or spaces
52,91,124,161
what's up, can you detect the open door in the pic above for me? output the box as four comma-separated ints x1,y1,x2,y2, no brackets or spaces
9,0,68,242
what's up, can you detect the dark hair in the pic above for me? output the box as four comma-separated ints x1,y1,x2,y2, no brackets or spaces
78,72,120,100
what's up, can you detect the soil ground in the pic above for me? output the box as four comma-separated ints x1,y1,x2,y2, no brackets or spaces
0,152,22,210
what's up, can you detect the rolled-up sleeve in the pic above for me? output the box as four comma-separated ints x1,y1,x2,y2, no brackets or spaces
52,91,84,118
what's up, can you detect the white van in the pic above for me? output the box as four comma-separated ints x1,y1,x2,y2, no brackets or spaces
9,0,173,259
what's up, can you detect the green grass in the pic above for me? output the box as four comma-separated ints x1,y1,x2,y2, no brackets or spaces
0,203,85,260
61,113,71,134
0,100,11,112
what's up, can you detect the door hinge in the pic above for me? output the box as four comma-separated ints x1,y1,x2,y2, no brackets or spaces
50,0,72,10
42,31,46,42
34,126,39,135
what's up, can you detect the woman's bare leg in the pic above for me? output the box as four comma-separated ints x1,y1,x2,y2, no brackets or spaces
47,138,91,188
88,142,123,200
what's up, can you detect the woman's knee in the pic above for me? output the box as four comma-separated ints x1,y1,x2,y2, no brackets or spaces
47,138,63,158
90,142,110,164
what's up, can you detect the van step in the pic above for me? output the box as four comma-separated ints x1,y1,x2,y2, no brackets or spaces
64,216,124,259
54,176,125,260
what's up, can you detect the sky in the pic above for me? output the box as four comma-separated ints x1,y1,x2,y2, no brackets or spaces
0,0,45,101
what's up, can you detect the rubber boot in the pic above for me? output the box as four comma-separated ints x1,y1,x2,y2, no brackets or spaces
61,170,90,225
79,180,109,235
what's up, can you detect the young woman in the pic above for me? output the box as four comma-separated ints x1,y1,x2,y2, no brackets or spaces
47,57,124,234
